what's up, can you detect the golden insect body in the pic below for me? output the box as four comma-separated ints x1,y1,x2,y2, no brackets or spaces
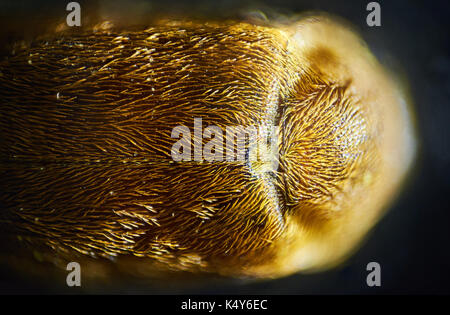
0,17,415,279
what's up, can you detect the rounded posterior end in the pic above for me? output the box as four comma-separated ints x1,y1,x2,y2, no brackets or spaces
253,15,417,277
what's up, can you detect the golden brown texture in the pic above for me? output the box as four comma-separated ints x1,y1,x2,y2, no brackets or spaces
0,17,415,278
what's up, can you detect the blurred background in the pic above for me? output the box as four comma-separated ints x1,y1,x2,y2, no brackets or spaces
0,0,449,294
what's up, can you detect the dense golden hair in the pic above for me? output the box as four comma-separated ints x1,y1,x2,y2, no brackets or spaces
0,17,415,279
